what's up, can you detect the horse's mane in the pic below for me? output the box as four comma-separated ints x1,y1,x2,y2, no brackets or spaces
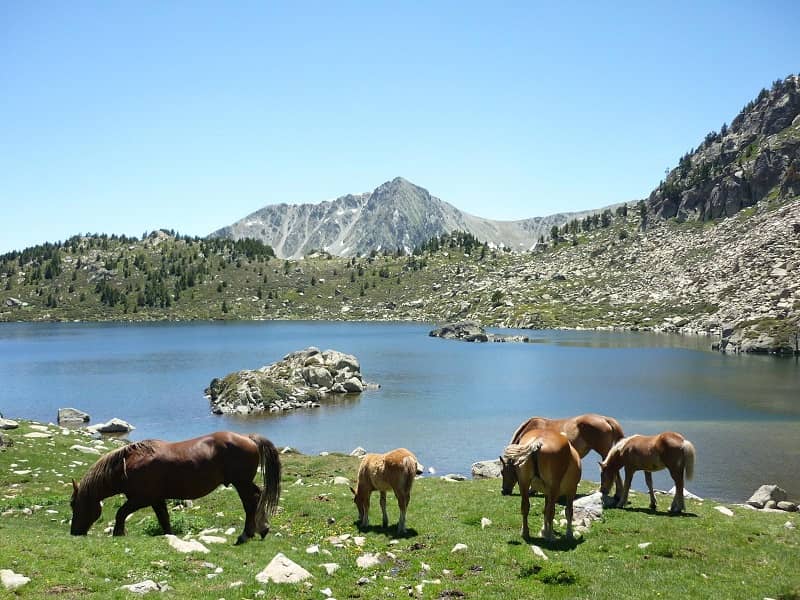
604,434,638,463
77,440,157,500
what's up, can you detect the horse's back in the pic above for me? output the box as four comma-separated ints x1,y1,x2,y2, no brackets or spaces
517,429,580,496
359,449,417,492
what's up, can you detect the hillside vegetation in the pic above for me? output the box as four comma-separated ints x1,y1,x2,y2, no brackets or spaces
3,194,799,353
0,421,798,599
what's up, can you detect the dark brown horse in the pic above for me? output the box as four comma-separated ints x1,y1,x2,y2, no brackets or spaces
503,429,581,540
500,413,625,499
599,432,696,513
70,431,281,544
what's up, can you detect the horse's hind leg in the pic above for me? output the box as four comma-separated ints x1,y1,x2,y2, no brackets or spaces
396,489,410,534
113,498,148,536
564,494,575,539
234,481,260,544
644,472,657,511
668,466,685,513
380,491,389,529
542,492,556,541
152,500,173,535
518,470,532,540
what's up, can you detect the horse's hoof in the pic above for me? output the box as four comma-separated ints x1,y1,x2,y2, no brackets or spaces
235,535,249,545
259,528,269,540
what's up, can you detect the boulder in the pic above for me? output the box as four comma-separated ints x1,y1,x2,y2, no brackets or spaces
119,580,169,594
256,553,312,583
302,366,334,388
342,377,364,393
165,535,209,554
429,320,488,342
0,569,30,591
471,459,502,479
746,484,788,509
87,418,135,434
58,407,90,424
349,446,367,457
0,418,19,430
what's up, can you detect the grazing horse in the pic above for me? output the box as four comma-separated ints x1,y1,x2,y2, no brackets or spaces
500,413,625,499
599,432,696,513
70,431,281,544
350,448,423,534
503,429,581,541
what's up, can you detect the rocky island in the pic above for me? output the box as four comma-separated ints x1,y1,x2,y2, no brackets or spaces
205,347,375,415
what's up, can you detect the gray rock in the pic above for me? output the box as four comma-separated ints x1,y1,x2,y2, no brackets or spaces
471,459,502,479
342,377,364,393
573,492,604,522
119,580,168,594
58,407,90,424
0,418,19,430
746,484,788,508
302,366,334,388
776,501,798,512
0,569,30,591
350,446,367,457
429,320,489,342
87,418,135,434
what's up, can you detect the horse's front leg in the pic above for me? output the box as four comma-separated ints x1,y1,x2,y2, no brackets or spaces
644,472,657,511
617,469,634,508
518,470,532,540
152,500,173,535
114,498,148,536
613,470,624,504
379,491,388,529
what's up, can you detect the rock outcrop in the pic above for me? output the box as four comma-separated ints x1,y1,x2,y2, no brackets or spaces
429,321,529,343
205,347,373,415
649,75,800,222
58,407,90,424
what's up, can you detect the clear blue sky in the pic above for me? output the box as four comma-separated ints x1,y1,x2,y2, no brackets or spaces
1,1,798,253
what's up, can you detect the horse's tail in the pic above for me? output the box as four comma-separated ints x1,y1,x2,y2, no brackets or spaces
605,416,625,443
249,434,282,521
682,440,696,481
503,439,544,479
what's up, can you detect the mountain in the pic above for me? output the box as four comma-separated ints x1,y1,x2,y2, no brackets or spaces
648,74,800,220
210,177,601,259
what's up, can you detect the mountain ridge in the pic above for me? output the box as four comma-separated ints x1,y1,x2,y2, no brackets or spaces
210,176,605,259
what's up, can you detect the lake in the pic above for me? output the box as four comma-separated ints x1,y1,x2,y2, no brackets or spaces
1,321,798,502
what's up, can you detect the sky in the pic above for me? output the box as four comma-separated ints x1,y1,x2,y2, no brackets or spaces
1,1,799,254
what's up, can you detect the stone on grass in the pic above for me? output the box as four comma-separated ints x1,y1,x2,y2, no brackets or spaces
356,553,383,568
119,580,169,594
0,419,19,430
746,485,787,509
87,418,135,434
451,543,468,553
667,486,702,500
58,407,90,424
319,563,340,575
638,542,652,549
198,535,227,545
1,569,30,591
480,517,492,529
256,553,312,583
70,444,102,455
777,501,798,512
350,446,367,457
165,535,209,554
714,506,734,517
333,476,350,486
471,459,502,479
441,474,466,482
23,431,52,439
530,545,548,560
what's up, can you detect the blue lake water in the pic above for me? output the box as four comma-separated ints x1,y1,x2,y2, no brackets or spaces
1,321,798,502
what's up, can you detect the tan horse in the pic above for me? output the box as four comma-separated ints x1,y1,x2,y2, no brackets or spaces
500,413,625,499
503,429,581,541
350,448,423,534
599,432,696,513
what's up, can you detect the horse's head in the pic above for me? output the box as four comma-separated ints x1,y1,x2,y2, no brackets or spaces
499,456,517,496
349,486,368,524
598,460,618,507
69,479,102,535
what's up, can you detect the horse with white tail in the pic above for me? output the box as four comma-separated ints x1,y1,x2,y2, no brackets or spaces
599,431,696,513
503,429,581,541
350,448,423,534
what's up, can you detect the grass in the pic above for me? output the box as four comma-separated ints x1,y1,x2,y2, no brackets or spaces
1,420,798,599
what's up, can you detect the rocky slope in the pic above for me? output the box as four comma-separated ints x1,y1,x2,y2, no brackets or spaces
210,177,600,259
649,74,800,221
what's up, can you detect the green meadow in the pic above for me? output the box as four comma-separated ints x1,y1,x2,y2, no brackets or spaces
1,421,798,599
